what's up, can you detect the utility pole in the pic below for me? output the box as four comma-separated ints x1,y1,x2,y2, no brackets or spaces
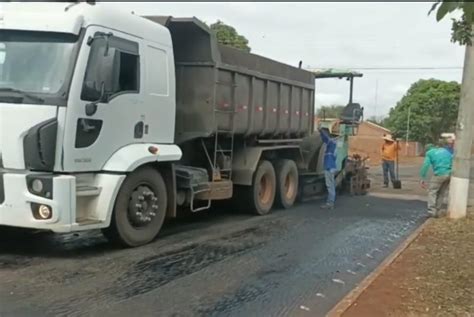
374,78,378,120
448,39,474,219
406,106,411,156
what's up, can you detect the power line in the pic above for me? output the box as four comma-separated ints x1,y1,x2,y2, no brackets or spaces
306,66,463,71
353,67,462,70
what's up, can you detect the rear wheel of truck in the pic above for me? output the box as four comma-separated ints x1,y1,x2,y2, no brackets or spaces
275,159,299,209
240,160,276,215
102,167,167,247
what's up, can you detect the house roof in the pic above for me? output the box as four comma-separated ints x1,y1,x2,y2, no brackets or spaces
364,121,391,133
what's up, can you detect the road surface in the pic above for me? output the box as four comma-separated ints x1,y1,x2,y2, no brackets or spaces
0,166,427,317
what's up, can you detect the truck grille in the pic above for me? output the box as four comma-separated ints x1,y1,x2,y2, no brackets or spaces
0,172,4,204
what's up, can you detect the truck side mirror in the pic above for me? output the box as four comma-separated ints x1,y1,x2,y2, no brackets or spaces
81,35,116,103
82,81,102,102
85,82,105,116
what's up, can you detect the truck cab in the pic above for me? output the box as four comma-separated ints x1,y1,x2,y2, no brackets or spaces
0,3,365,248
0,3,181,245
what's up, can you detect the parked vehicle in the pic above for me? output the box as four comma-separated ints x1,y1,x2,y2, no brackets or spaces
0,3,364,247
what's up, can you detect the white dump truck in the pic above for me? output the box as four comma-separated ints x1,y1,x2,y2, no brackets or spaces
0,2,363,247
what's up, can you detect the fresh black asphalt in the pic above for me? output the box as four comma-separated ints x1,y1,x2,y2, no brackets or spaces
0,187,426,317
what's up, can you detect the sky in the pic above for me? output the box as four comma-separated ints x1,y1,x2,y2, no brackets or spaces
105,2,465,120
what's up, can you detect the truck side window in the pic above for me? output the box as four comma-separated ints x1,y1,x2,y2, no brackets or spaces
81,33,139,102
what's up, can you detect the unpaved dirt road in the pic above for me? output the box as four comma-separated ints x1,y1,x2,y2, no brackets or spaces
0,165,426,317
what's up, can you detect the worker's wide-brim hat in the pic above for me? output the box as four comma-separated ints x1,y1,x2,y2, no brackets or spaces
383,134,395,142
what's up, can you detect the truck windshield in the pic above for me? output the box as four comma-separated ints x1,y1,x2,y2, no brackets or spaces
0,30,79,105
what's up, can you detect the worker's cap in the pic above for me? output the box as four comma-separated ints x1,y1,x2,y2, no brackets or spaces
383,134,394,142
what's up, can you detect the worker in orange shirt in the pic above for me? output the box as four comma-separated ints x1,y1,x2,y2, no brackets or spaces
381,134,400,188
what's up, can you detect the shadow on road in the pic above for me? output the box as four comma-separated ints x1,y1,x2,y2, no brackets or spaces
0,204,261,259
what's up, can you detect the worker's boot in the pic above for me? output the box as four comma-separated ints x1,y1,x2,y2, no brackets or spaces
320,203,334,210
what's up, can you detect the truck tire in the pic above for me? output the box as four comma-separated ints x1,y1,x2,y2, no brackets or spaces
240,160,276,215
102,167,167,247
275,159,299,209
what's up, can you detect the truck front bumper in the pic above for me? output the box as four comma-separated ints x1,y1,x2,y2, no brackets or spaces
0,171,75,232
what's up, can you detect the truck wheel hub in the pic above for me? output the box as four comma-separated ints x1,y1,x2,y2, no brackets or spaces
129,185,158,227
259,175,272,205
284,174,295,199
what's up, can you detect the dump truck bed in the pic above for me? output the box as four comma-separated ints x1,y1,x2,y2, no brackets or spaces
144,16,315,144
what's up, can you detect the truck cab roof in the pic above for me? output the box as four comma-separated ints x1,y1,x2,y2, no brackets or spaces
0,2,172,46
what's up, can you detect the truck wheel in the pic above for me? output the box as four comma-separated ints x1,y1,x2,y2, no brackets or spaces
242,160,276,215
275,159,299,209
102,167,167,247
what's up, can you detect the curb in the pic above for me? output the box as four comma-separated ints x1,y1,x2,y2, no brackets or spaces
326,218,432,317
368,192,427,202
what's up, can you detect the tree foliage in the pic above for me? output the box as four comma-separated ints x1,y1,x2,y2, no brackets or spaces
317,105,345,118
385,79,460,145
210,20,251,52
429,1,474,45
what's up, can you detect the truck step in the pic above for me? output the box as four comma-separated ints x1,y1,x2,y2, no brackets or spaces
76,185,101,197
76,217,102,226
195,180,233,200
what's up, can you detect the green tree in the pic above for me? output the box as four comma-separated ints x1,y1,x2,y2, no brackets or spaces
210,20,251,52
429,1,474,45
386,79,460,145
380,117,391,128
317,105,345,118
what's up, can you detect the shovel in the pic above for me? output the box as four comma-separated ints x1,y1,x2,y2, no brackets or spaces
393,140,402,189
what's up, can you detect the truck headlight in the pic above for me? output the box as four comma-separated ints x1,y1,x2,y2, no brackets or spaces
31,203,52,220
31,179,44,193
26,175,53,199
38,205,52,219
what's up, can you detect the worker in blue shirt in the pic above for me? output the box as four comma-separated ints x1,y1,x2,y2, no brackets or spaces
319,127,337,209
420,144,453,217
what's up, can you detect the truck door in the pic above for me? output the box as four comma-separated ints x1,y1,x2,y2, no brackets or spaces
62,27,145,172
